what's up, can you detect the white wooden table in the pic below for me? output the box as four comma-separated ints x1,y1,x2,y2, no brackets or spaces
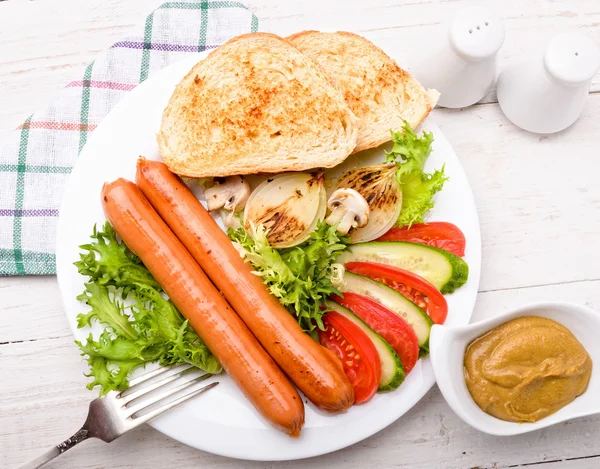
1,1,600,468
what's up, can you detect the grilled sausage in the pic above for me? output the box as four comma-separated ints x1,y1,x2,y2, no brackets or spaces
136,158,354,412
101,178,305,436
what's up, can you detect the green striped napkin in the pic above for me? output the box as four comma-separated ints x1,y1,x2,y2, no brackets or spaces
0,1,258,276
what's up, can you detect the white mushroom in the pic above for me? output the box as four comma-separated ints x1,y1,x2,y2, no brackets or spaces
325,188,370,235
204,176,250,212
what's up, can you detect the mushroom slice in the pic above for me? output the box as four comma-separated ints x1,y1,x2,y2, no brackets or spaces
204,176,250,212
326,188,370,235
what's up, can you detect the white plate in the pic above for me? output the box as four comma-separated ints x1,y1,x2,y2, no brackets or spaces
56,52,481,461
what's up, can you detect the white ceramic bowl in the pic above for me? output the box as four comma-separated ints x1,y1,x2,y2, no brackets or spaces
429,302,600,436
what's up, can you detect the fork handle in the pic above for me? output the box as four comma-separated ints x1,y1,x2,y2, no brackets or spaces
14,428,90,469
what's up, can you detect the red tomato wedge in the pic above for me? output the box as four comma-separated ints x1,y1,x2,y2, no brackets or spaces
331,293,420,374
345,262,448,324
319,311,381,404
377,222,466,257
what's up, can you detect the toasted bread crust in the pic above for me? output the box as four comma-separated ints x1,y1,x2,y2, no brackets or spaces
287,31,439,153
158,32,358,177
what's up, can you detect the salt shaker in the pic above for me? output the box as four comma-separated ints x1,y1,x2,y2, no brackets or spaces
415,6,505,108
497,32,600,134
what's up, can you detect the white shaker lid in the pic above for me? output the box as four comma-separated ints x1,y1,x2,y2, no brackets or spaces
449,6,505,61
544,32,600,85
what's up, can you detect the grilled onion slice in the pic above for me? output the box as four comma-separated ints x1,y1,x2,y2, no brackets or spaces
244,172,326,248
332,164,402,243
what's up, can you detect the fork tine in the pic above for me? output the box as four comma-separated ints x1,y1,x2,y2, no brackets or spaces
126,363,194,390
129,382,219,425
124,373,214,417
121,366,205,404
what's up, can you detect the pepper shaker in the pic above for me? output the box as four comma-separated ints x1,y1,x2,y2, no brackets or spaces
414,6,505,108
497,32,600,134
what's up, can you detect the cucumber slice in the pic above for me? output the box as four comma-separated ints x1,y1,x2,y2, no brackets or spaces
325,300,405,392
339,272,433,354
338,241,469,294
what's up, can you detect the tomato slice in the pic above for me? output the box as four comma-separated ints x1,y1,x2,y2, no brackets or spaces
331,293,420,374
377,222,466,257
319,311,381,404
345,262,448,324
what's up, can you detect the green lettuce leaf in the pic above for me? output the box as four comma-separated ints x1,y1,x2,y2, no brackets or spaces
385,121,448,227
76,283,137,340
395,166,447,227
74,223,159,291
229,221,349,331
75,222,221,395
386,122,434,170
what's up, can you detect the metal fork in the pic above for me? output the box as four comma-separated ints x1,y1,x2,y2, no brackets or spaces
14,364,218,469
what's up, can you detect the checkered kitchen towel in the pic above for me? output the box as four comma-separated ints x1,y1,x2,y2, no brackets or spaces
0,1,258,276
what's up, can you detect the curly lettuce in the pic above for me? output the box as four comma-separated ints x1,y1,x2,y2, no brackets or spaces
229,221,349,331
74,222,221,395
385,121,448,227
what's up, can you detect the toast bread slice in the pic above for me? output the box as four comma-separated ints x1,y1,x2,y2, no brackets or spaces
157,33,358,177
287,31,439,153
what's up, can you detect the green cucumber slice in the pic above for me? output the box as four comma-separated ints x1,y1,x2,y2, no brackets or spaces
325,300,404,392
338,241,469,294
339,272,433,354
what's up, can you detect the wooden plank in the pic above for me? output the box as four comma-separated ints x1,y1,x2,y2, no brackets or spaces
512,457,600,469
0,276,72,343
1,0,600,132
434,95,600,292
3,279,600,469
